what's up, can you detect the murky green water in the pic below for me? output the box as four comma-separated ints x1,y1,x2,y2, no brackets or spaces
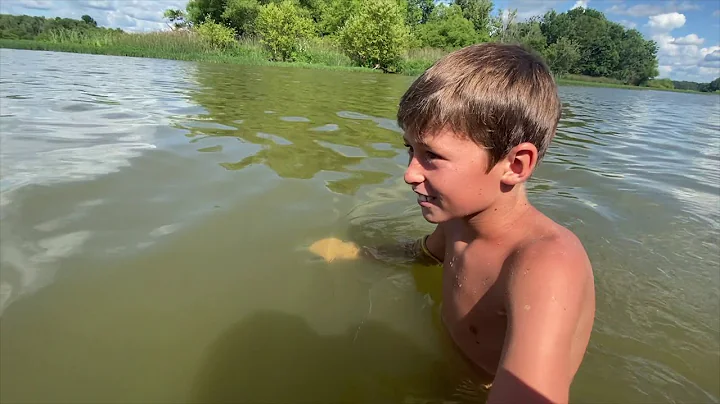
1,48,718,403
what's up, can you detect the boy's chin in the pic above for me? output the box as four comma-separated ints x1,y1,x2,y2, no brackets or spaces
420,206,449,224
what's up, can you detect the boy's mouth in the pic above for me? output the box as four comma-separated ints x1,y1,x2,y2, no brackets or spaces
416,192,435,203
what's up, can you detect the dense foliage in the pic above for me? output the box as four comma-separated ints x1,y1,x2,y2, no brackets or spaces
255,0,315,61
1,2,719,91
673,78,720,92
174,0,667,83
338,0,410,71
0,14,121,40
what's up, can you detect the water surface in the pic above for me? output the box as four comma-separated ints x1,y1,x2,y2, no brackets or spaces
1,49,718,403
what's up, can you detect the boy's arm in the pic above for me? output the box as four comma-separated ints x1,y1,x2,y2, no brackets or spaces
423,222,446,262
358,223,446,264
309,223,446,264
487,240,590,404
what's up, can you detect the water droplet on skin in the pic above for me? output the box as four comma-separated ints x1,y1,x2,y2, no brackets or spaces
524,305,531,311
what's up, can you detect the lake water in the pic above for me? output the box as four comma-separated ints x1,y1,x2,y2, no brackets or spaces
0,48,718,403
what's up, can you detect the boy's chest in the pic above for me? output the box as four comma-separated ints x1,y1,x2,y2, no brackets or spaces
440,243,510,372
441,243,508,318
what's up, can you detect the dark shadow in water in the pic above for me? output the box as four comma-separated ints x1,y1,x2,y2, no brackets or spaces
190,310,486,404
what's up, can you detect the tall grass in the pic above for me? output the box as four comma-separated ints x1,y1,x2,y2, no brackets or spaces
559,74,626,85
5,27,450,74
31,28,368,69
45,28,263,58
402,47,447,75
297,37,353,67
10,29,710,93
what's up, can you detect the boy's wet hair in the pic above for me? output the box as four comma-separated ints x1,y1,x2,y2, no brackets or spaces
397,43,561,171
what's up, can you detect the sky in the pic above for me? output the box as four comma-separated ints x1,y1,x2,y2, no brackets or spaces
1,0,718,82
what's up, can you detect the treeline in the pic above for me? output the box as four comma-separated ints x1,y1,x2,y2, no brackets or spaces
1,6,718,91
673,79,720,92
165,0,663,84
0,14,123,40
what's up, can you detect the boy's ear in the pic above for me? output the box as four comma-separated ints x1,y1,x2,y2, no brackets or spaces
500,142,538,185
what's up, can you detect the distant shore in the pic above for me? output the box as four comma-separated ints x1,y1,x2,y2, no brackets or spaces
1,39,711,95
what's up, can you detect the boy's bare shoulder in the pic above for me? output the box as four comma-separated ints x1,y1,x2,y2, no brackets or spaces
488,218,595,404
505,215,593,299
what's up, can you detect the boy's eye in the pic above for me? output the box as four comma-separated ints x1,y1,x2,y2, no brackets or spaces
426,151,440,160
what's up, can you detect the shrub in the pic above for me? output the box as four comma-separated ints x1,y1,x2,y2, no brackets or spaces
415,4,479,49
646,78,674,89
338,0,410,72
255,0,315,62
195,18,236,49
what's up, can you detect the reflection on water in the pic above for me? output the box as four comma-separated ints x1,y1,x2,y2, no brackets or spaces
0,49,718,404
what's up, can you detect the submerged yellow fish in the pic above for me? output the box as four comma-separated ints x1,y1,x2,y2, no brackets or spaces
308,237,360,262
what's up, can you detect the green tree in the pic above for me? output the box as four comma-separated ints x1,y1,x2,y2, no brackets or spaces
187,0,228,26
81,15,97,27
406,0,434,25
503,19,546,54
489,7,517,42
221,0,260,35
196,18,236,48
540,8,652,79
572,9,619,76
454,0,493,34
616,28,658,85
297,0,327,23
317,0,358,35
338,0,410,71
543,37,580,75
0,14,117,40
255,0,315,61
416,4,480,49
708,77,720,92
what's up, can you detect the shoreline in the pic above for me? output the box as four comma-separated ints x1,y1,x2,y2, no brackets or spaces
1,39,713,95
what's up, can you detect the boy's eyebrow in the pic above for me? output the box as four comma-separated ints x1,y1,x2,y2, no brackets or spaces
403,135,431,148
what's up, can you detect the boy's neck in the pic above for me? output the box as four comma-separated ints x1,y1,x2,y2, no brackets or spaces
461,185,534,241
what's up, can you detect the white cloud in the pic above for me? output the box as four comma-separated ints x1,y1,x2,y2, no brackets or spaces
654,31,720,81
658,65,673,78
647,12,686,33
571,0,589,10
607,1,700,17
15,0,52,10
672,33,704,46
705,50,720,62
84,1,114,11
0,0,186,32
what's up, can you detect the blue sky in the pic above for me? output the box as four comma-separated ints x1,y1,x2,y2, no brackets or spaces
1,0,718,82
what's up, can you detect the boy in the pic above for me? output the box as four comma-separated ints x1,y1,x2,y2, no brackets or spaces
310,43,595,403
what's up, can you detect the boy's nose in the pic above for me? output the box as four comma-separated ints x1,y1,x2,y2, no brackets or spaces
404,156,424,185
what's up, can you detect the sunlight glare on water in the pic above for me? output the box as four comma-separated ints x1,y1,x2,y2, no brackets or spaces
0,49,718,403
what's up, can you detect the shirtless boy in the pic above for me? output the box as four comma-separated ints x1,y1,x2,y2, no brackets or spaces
310,43,595,403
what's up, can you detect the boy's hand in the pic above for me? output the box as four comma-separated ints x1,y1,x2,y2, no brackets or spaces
308,237,361,262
